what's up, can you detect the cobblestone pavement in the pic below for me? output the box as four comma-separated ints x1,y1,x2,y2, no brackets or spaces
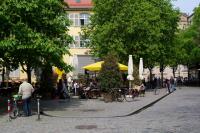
0,87,199,133
36,88,168,118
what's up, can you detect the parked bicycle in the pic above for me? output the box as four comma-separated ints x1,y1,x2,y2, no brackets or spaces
123,88,140,102
109,88,124,102
9,94,23,119
109,88,140,102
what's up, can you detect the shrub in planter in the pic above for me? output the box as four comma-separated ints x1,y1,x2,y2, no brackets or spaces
133,64,142,86
98,53,122,96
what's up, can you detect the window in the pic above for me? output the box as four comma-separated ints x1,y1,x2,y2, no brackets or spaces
69,36,89,48
80,40,85,47
80,37,89,48
69,36,80,48
183,23,188,30
80,13,90,26
74,36,80,47
68,13,90,27
69,13,80,26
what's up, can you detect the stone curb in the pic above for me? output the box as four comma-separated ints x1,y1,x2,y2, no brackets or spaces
40,91,173,118
117,91,172,117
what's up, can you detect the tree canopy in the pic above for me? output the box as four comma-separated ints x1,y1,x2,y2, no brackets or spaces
175,6,200,67
0,0,72,82
87,0,179,68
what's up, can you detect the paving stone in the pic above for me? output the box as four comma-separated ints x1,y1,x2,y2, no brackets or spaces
0,87,199,133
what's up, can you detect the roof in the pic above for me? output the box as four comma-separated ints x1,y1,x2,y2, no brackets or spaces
64,0,93,9
181,13,189,17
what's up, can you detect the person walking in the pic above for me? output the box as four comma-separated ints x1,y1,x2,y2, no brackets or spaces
18,80,34,116
67,75,73,93
153,77,158,95
165,79,170,93
170,77,176,92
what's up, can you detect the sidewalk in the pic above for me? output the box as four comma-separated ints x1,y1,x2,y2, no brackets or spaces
35,88,170,118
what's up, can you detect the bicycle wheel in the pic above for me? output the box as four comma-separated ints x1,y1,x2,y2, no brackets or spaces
116,92,124,102
124,89,134,102
10,106,19,119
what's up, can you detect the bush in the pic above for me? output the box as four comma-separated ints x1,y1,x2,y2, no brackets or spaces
133,64,142,86
98,53,122,92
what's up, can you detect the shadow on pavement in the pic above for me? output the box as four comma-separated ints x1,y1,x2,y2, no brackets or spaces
0,96,84,117
0,96,8,116
31,98,84,113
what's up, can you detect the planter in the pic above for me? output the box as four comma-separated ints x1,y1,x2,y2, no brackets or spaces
103,93,113,102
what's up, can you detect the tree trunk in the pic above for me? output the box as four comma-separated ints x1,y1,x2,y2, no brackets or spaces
161,71,164,87
172,67,176,77
149,68,153,82
148,67,153,89
198,71,200,86
26,64,32,83
2,66,5,83
5,68,10,88
160,64,164,87
187,63,189,79
40,64,54,98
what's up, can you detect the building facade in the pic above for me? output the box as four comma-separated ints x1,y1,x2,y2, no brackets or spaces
178,13,189,30
63,0,95,78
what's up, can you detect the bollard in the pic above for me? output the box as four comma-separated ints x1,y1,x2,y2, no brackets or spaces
37,98,40,121
8,99,11,121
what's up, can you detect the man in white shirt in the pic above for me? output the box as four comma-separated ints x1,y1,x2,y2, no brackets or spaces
18,81,34,116
67,75,73,92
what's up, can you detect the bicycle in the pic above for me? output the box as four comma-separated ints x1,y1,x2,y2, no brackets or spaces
124,88,140,102
109,88,124,102
9,94,23,119
108,88,140,102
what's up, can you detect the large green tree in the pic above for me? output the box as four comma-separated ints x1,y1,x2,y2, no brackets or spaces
175,6,200,78
0,0,72,83
189,6,200,63
86,0,179,84
88,0,179,63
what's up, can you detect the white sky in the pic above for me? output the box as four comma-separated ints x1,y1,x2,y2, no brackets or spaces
171,0,200,14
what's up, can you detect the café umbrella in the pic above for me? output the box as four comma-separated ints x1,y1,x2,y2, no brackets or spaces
82,61,128,71
139,58,144,80
127,55,134,89
72,54,78,79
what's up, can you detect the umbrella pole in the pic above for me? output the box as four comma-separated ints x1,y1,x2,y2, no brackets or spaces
129,80,132,89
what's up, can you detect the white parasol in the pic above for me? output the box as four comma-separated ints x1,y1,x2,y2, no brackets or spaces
139,58,144,80
127,55,134,89
68,55,79,79
72,54,78,79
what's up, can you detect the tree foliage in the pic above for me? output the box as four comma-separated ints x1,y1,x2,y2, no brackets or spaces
87,0,179,68
0,0,72,82
176,6,200,67
98,53,122,92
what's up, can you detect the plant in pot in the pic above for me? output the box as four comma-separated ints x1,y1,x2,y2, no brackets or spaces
98,53,122,102
132,64,142,90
